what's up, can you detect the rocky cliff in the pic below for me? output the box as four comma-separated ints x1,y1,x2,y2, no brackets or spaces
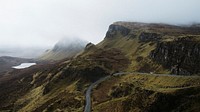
150,37,200,75
106,25,131,38
101,22,200,75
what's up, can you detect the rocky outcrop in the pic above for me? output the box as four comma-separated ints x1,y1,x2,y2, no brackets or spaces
85,42,95,50
139,32,161,42
150,37,200,75
106,25,130,38
110,83,134,98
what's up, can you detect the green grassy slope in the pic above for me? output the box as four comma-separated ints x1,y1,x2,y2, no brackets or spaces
92,74,200,112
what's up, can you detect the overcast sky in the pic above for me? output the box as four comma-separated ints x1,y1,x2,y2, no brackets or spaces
0,0,200,48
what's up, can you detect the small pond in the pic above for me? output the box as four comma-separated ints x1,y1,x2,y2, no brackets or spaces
12,63,36,69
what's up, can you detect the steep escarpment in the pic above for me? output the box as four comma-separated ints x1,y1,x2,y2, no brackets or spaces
99,22,200,75
90,22,200,111
106,25,131,38
150,37,200,75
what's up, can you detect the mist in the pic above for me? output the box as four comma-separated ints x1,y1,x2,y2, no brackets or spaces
0,0,200,57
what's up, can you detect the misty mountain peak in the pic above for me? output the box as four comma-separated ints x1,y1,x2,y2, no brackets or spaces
39,37,88,61
52,37,88,52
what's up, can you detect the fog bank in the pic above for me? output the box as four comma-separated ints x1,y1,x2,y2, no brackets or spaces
0,0,200,57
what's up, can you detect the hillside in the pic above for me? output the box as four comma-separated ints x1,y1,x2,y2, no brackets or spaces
0,22,200,112
98,22,200,75
92,73,200,112
39,38,88,61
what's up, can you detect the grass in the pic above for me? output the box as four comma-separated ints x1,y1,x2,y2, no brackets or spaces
92,73,200,112
93,97,127,112
122,74,200,92
97,35,141,58
15,74,85,112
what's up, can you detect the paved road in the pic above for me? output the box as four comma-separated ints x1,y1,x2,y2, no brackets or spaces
114,72,200,78
84,72,199,112
84,76,111,112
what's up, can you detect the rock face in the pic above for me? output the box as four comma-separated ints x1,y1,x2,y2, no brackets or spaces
150,37,200,75
101,22,200,75
85,43,95,50
139,32,161,42
106,25,130,38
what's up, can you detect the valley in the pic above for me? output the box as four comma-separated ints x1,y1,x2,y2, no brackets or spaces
0,56,36,74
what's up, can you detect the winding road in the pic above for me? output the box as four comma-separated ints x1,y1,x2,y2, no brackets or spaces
84,75,111,112
83,72,199,112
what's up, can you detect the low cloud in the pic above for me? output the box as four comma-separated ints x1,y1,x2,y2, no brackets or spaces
0,0,200,49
